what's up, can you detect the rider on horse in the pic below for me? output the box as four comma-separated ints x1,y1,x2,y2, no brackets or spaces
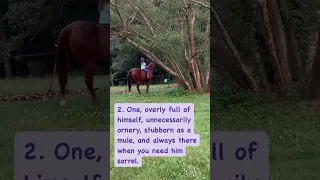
140,58,151,79
99,0,110,28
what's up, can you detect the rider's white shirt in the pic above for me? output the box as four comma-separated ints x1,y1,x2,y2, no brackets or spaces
141,63,146,69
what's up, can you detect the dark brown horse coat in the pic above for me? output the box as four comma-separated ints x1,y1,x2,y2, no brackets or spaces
127,62,156,95
55,21,110,105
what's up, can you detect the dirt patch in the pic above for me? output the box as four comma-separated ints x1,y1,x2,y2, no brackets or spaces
0,85,179,102
0,88,108,102
110,85,178,95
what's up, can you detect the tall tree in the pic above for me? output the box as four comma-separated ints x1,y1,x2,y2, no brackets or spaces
111,0,210,92
0,0,12,78
212,0,320,99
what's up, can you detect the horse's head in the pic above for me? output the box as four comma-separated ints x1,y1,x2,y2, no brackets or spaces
147,62,156,72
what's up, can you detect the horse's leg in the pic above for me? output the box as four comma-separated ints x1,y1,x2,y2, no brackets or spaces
58,58,71,106
59,73,68,106
136,81,141,95
84,63,100,104
146,80,150,93
128,85,131,95
128,71,132,95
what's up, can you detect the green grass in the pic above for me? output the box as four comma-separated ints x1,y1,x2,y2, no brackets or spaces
0,75,109,96
110,83,175,93
0,95,109,179
110,87,210,180
0,75,174,95
0,76,108,179
212,89,320,180
0,76,210,180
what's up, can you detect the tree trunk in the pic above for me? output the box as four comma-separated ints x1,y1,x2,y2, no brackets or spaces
126,38,189,90
178,11,195,91
211,34,251,89
278,0,306,85
286,25,306,83
306,23,320,85
253,34,269,91
211,4,259,92
309,35,320,99
303,10,320,99
0,16,12,78
244,0,269,91
113,1,209,92
267,0,293,93
259,0,284,92
186,3,202,92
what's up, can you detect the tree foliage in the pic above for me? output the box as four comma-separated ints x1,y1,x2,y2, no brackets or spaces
212,0,320,99
4,0,98,51
0,0,99,77
111,0,210,92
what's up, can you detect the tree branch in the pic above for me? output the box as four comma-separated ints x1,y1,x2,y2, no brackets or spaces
111,0,129,37
126,37,181,79
165,54,193,90
130,1,156,36
211,4,259,92
189,0,210,9
186,3,202,91
178,11,193,73
128,9,139,25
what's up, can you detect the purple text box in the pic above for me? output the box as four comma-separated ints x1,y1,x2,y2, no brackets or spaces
114,103,199,167
210,131,269,180
14,132,109,180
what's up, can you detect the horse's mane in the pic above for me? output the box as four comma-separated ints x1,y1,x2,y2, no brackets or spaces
147,62,155,70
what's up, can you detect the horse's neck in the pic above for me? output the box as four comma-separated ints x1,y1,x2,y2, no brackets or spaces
147,65,153,71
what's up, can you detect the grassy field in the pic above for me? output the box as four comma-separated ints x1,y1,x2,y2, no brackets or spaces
212,83,320,180
0,76,210,180
0,75,109,96
0,76,109,179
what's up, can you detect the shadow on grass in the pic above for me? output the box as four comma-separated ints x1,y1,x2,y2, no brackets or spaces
212,79,320,179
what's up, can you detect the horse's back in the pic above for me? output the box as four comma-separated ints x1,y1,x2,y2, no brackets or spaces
56,20,109,68
57,21,97,47
60,21,106,44
69,21,98,40
129,68,142,74
68,21,108,62
129,68,151,82
59,20,109,40
70,21,108,36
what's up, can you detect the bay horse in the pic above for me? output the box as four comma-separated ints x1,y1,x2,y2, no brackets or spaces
127,62,156,95
55,21,110,106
